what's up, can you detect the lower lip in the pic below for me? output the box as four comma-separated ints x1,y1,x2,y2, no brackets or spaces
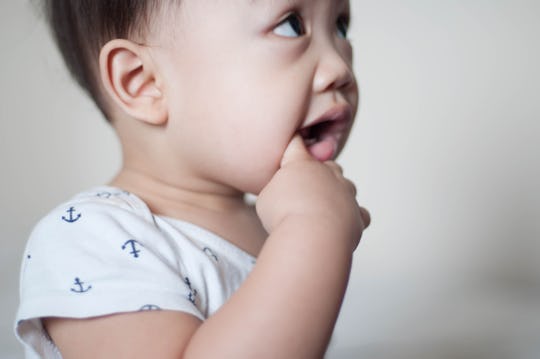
307,137,338,162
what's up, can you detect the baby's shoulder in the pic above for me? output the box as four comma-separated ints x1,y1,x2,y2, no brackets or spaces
27,187,156,251
53,186,152,221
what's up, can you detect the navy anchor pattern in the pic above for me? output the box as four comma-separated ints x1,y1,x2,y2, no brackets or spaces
70,277,92,293
49,192,232,314
122,239,143,258
184,277,198,305
62,207,81,223
203,247,219,262
61,206,90,294
96,191,113,199
96,190,131,199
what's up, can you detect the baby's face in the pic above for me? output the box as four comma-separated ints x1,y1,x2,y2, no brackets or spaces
151,0,358,194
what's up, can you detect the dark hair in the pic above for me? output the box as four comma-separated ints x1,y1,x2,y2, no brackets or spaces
42,1,169,120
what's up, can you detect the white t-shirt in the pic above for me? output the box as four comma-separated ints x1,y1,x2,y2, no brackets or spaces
15,187,256,358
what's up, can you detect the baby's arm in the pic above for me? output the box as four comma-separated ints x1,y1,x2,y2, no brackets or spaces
186,136,368,358
45,136,369,358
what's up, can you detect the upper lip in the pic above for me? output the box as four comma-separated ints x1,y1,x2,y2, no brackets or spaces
300,103,353,131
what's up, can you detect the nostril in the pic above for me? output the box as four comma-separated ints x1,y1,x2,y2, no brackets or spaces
335,67,354,90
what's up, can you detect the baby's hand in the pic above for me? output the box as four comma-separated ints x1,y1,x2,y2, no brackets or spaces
257,135,370,251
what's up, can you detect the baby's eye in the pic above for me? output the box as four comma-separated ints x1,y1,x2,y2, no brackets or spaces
273,13,306,38
336,15,349,38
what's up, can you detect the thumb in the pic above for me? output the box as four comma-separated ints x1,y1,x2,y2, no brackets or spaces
281,135,312,167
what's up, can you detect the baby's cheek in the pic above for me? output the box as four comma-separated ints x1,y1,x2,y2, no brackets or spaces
238,116,300,192
249,161,282,196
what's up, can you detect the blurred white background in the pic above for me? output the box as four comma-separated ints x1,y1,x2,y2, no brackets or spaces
1,1,538,358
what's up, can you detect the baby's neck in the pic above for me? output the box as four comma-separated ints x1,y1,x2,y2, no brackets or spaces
110,167,267,256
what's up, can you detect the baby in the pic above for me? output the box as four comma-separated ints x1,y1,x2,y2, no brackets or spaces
16,0,370,358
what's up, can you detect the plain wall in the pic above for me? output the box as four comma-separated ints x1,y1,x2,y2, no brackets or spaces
1,1,538,358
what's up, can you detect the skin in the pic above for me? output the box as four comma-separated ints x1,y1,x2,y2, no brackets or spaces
44,0,370,357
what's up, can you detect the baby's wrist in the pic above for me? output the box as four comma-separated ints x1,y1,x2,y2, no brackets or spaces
268,214,359,254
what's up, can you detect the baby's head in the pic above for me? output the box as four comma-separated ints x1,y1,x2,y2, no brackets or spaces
44,0,358,194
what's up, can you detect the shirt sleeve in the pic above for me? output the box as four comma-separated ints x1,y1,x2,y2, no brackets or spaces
16,197,204,350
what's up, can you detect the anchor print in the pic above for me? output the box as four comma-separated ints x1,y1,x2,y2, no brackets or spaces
122,239,143,258
70,277,92,293
97,190,130,198
96,191,112,199
140,304,162,311
184,277,198,304
203,247,219,262
62,207,81,223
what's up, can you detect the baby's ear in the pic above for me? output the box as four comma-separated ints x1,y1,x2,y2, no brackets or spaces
99,39,167,125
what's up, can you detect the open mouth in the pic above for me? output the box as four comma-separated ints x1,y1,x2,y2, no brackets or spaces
299,120,336,146
298,105,352,161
